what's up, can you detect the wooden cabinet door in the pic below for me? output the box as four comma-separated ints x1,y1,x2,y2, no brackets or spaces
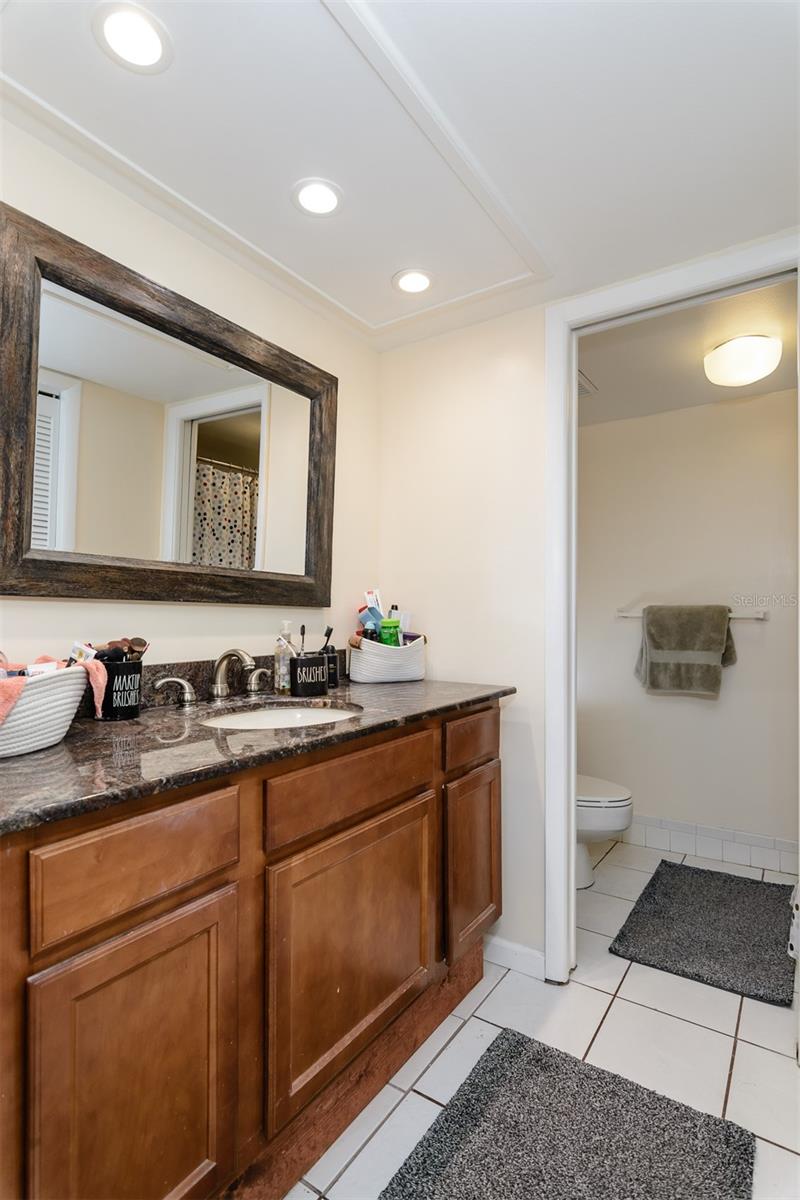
28,886,238,1200
267,792,436,1134
445,760,502,963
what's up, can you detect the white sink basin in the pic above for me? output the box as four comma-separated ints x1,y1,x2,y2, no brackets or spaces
202,706,359,731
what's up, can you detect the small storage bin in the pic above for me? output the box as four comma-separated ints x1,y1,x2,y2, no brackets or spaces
0,667,88,758
100,661,142,721
349,636,426,684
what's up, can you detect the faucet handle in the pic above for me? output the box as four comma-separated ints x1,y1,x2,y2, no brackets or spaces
246,667,271,695
155,677,197,706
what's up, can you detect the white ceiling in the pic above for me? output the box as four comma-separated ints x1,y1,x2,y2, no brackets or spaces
2,1,797,346
578,277,798,426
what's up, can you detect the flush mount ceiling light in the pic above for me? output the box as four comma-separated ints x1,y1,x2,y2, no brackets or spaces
293,179,341,215
703,335,783,387
393,269,432,294
92,3,172,72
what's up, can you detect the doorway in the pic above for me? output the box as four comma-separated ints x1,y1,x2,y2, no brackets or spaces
543,232,799,986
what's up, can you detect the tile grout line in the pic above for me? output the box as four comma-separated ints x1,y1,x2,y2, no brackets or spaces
721,996,743,1119
754,1133,800,1159
581,960,632,1062
306,1008,471,1197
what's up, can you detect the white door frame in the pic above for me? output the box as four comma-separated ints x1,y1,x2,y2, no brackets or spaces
543,231,799,983
160,383,270,562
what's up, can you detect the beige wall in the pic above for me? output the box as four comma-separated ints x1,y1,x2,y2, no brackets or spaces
578,389,798,841
378,308,546,951
74,381,165,559
0,122,381,665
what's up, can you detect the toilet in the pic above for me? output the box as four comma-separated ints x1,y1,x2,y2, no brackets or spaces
576,774,633,889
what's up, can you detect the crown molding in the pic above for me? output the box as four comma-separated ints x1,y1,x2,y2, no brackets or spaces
0,72,546,345
322,0,550,281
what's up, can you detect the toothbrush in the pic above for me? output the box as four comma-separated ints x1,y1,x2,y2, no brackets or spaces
300,624,306,656
320,625,333,653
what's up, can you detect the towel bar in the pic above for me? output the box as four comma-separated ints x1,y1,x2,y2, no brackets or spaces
616,608,769,621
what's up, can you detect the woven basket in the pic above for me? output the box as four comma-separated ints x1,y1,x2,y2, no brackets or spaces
349,636,426,684
0,667,88,758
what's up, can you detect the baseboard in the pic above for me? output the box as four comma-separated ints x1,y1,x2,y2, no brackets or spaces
483,935,545,980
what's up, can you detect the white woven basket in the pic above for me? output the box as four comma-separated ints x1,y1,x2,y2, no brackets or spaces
0,667,88,758
349,636,426,684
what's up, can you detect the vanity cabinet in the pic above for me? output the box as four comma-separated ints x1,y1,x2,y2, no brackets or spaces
445,761,502,963
27,887,238,1200
0,701,506,1200
267,792,437,1133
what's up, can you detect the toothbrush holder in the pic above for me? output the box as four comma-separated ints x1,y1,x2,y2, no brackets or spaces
290,655,329,698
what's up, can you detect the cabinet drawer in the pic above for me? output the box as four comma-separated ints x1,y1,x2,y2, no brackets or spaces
266,730,435,851
445,760,502,963
444,707,499,774
29,786,240,954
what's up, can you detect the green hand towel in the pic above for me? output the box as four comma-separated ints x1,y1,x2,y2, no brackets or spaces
635,605,737,697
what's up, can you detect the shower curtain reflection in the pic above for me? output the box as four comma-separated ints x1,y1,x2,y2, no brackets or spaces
191,458,259,570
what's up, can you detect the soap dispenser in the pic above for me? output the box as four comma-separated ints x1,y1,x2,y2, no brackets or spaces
274,621,294,695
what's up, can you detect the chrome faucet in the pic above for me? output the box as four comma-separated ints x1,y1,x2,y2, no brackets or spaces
210,648,256,700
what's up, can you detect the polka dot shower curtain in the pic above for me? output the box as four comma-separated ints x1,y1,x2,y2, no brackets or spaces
191,460,259,570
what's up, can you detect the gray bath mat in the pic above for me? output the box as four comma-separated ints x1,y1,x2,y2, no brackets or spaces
379,1029,754,1199
610,860,795,1005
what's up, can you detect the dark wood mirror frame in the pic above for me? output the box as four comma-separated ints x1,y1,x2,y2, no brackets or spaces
0,204,337,606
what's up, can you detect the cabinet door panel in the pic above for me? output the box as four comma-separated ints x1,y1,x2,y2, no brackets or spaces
28,886,237,1200
267,793,436,1133
445,761,502,963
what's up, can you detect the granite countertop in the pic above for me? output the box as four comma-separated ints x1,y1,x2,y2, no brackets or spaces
0,680,515,836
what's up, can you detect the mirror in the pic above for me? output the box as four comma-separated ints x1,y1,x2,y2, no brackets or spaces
0,203,336,605
34,282,310,575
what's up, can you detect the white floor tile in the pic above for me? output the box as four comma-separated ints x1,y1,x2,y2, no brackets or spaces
571,928,630,994
390,1014,462,1091
476,971,610,1057
739,996,798,1059
304,1085,403,1193
452,961,507,1020
753,1139,800,1200
327,1092,441,1200
592,862,651,902
683,854,762,880
604,843,683,873
726,1041,800,1152
589,838,616,866
283,1184,318,1200
414,1016,501,1104
587,997,733,1115
765,869,799,885
618,962,740,1035
576,889,634,937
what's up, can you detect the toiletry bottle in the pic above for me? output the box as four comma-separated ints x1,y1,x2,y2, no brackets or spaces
274,621,294,694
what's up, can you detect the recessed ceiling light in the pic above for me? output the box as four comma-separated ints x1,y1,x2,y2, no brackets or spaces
92,4,172,73
703,335,783,387
393,269,432,294
293,179,341,215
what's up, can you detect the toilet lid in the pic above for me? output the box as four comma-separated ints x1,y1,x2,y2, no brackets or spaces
576,774,632,806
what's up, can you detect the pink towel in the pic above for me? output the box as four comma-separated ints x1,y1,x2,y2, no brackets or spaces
0,657,108,726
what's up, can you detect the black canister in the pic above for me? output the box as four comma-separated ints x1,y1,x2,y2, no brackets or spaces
290,654,328,698
100,660,143,720
326,647,339,689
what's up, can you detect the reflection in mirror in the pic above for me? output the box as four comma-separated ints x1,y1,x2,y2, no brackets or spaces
33,282,310,574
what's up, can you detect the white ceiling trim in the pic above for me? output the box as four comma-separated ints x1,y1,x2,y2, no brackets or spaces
0,66,542,342
321,0,550,280
0,74,372,335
